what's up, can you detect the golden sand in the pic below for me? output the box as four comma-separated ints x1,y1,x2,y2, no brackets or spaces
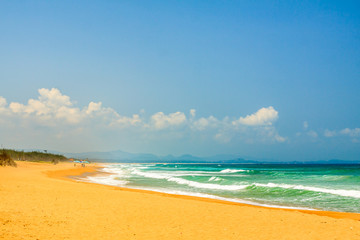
1,161,359,240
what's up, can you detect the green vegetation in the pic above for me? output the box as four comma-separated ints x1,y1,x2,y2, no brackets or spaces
1,149,68,165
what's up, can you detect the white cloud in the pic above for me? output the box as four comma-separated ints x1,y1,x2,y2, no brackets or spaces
340,128,360,137
111,114,142,128
233,106,278,126
192,116,219,131
150,111,187,129
324,129,336,137
257,126,287,143
307,130,318,138
229,106,284,142
303,121,308,130
85,102,102,115
38,88,72,108
0,97,9,119
275,135,286,142
7,88,83,124
0,89,288,150
323,128,360,140
0,96,7,108
9,102,27,113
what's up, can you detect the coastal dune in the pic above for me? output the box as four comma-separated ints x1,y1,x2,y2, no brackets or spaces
1,162,359,240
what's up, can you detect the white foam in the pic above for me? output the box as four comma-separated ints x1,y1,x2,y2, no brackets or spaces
168,177,248,190
209,176,222,181
254,183,360,198
131,169,248,191
85,176,128,186
220,169,247,173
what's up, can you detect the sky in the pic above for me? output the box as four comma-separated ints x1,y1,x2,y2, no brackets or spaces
0,1,359,161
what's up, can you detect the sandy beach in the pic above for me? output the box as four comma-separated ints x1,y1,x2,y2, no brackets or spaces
1,161,359,240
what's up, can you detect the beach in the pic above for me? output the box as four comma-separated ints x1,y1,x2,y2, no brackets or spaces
1,162,359,240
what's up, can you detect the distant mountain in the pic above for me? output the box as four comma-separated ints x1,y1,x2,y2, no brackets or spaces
18,148,360,164
64,150,159,162
64,150,241,163
63,150,268,164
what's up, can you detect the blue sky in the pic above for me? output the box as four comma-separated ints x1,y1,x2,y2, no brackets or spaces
0,1,359,161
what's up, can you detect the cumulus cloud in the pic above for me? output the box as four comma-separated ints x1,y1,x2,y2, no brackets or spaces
0,96,8,114
323,128,360,138
192,116,220,131
8,88,83,124
340,128,360,137
110,114,142,128
323,128,360,141
0,96,7,107
228,106,284,142
303,121,308,130
324,129,336,137
85,102,103,115
0,88,288,148
233,106,278,126
150,111,187,129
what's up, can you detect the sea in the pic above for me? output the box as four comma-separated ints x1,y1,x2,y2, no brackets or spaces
83,163,360,213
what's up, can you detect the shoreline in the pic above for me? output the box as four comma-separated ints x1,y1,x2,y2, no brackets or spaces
1,161,360,240
54,163,360,221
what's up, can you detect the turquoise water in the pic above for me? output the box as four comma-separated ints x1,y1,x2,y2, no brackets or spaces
86,163,360,213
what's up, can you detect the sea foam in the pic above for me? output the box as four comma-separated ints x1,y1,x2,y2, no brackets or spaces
131,169,248,191
220,169,247,173
254,183,360,198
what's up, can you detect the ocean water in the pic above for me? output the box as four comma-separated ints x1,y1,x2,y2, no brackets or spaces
84,163,360,213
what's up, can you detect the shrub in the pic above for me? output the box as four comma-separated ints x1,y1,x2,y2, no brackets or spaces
0,151,17,167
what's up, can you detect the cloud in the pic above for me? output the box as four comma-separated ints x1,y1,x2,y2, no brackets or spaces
7,88,83,124
307,130,318,138
340,128,360,137
85,102,103,115
150,111,187,129
229,106,284,142
257,126,287,143
0,96,8,114
0,88,287,151
324,129,336,137
303,121,308,130
192,116,220,131
110,114,142,128
275,135,286,142
0,96,7,107
323,128,360,139
232,106,278,126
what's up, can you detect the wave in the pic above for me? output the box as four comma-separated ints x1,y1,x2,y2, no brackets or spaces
209,176,222,181
220,169,247,173
169,177,248,191
131,169,248,191
254,183,360,198
86,176,128,186
82,176,315,211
